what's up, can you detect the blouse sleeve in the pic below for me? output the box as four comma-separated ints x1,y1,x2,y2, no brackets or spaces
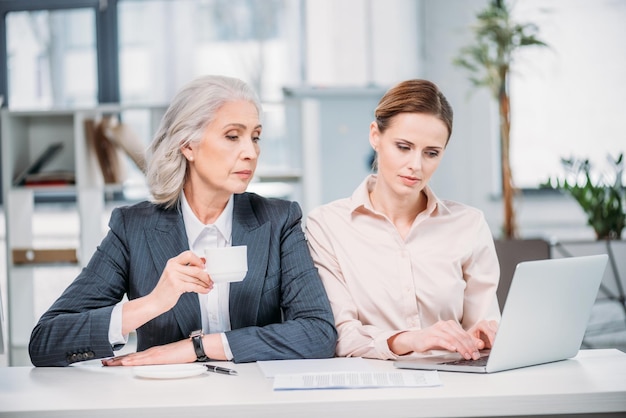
461,212,502,329
306,209,400,360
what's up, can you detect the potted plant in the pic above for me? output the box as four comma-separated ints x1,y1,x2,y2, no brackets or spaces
453,0,547,239
542,153,625,240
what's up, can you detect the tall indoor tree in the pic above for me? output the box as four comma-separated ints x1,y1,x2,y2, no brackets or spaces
454,0,547,239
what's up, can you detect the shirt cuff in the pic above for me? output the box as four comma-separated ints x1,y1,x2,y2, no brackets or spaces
108,302,129,349
374,330,404,360
220,333,234,360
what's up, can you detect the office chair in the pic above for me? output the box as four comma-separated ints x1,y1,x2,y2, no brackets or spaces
493,238,551,313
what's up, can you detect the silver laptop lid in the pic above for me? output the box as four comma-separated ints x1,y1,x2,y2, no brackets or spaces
486,254,608,372
394,254,608,373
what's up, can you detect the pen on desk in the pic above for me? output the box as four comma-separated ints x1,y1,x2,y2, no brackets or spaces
205,364,238,376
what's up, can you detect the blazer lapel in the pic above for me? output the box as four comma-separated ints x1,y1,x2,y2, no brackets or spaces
230,193,270,328
146,206,201,336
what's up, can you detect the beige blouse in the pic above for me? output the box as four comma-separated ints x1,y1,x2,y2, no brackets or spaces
306,175,501,360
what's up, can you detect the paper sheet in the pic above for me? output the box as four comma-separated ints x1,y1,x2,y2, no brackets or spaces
273,370,441,390
257,357,372,378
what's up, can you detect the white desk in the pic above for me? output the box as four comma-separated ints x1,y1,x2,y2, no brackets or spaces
1,349,625,418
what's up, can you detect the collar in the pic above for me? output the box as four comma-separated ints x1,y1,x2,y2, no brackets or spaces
180,191,234,246
349,174,452,216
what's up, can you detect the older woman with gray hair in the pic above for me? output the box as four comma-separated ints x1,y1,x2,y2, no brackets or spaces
29,75,337,367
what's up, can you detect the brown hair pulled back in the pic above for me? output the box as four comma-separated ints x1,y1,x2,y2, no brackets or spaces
375,79,453,145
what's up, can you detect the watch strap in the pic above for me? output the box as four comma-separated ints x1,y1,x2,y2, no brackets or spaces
190,330,209,362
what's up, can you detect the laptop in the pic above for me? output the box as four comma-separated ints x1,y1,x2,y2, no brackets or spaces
394,254,608,373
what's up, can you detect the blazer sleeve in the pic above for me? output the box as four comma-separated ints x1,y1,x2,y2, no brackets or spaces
225,200,337,362
28,208,132,367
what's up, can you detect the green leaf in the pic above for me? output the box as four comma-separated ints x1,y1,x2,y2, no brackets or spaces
549,153,625,239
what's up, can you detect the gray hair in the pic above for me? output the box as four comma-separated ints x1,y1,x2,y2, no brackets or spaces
146,75,262,208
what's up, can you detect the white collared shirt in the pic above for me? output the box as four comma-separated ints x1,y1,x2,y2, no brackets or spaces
108,193,235,359
180,191,233,338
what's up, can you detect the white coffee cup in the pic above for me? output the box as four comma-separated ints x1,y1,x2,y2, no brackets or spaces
204,245,248,283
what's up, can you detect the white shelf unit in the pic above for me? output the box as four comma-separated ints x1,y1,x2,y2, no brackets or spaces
0,105,164,365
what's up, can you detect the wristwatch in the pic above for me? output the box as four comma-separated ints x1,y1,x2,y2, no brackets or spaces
189,329,209,362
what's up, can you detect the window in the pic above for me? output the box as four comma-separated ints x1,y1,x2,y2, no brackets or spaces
1,1,304,202
116,0,301,179
510,0,626,188
6,8,97,109
118,0,299,103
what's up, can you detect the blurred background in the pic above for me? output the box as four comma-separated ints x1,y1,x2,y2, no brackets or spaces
0,0,625,365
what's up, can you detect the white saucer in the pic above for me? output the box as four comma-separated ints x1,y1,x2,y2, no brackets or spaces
132,364,207,380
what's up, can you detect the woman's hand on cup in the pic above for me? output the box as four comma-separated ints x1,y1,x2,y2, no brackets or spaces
149,250,213,312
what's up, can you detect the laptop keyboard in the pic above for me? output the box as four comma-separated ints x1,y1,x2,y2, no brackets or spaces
439,356,489,367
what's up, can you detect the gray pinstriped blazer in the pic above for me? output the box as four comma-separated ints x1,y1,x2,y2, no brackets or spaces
28,193,337,366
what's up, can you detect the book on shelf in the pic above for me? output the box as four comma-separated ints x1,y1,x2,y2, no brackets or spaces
12,248,78,265
84,116,146,185
23,170,76,186
85,118,125,184
13,142,65,186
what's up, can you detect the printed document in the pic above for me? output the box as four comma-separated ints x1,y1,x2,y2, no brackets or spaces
273,370,441,390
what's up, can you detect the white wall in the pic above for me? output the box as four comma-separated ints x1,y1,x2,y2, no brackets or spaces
305,0,420,86
303,0,597,242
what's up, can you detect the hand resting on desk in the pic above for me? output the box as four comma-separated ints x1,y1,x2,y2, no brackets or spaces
102,332,226,367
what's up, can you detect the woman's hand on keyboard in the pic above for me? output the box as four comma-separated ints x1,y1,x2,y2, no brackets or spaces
388,320,487,360
468,320,499,350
